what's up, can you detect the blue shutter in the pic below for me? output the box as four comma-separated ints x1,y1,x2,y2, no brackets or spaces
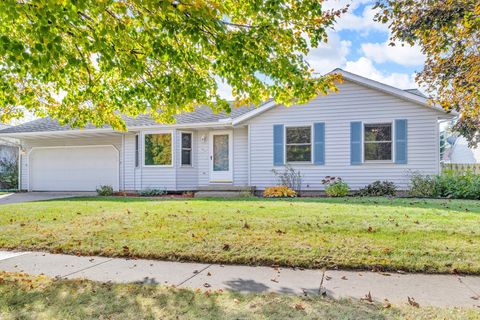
273,124,284,165
350,122,362,165
395,119,408,164
314,122,325,165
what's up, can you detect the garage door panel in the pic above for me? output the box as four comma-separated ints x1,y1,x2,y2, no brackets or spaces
30,146,119,191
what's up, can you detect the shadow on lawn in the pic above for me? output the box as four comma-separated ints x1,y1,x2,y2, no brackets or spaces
0,277,394,320
51,196,480,213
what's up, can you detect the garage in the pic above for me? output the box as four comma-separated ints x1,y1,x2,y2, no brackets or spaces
29,146,119,191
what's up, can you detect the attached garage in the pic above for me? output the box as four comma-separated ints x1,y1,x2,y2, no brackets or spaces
29,145,119,191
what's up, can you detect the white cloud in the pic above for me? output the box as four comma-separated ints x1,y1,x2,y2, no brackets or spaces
335,5,387,34
344,57,418,89
361,41,425,66
324,1,388,34
306,32,352,74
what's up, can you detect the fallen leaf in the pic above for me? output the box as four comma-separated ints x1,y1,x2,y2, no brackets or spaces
270,278,279,283
361,292,373,303
407,296,419,308
203,283,211,288
383,299,391,308
294,303,305,310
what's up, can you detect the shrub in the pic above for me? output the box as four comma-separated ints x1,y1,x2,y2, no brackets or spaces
322,176,349,197
408,172,439,197
0,157,18,190
272,165,303,193
263,186,297,198
96,185,114,196
138,188,167,197
357,180,397,197
435,170,480,200
408,170,480,200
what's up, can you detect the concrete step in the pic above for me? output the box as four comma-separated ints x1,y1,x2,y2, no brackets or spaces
197,185,256,192
194,191,252,198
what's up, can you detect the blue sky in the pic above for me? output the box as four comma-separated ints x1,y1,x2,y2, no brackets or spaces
307,0,425,87
217,0,425,99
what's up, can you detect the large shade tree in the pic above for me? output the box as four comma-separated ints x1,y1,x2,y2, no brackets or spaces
0,0,344,130
375,0,480,146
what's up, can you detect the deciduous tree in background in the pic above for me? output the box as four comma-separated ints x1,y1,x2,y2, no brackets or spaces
375,0,480,146
0,0,344,130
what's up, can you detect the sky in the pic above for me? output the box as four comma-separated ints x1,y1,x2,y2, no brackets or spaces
217,0,426,99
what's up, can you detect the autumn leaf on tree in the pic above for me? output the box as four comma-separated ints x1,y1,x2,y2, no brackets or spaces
0,0,345,129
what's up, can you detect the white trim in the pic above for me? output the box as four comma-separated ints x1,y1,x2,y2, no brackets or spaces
247,124,251,186
179,131,194,167
232,100,278,125
329,69,447,114
209,130,234,183
362,121,394,163
142,130,174,168
284,124,314,164
27,145,120,192
0,121,233,138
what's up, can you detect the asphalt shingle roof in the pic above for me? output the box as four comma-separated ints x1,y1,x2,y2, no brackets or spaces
0,105,257,134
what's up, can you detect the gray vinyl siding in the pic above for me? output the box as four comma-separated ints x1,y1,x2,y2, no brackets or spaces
20,135,123,191
176,130,198,190
233,127,249,186
245,80,442,190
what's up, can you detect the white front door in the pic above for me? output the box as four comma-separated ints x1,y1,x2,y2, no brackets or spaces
209,131,233,183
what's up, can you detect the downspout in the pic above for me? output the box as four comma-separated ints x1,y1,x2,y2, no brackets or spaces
17,146,21,191
247,124,251,186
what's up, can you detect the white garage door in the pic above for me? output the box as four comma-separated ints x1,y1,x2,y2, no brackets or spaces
30,146,119,191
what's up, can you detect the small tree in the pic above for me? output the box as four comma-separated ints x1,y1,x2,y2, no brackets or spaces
0,155,18,190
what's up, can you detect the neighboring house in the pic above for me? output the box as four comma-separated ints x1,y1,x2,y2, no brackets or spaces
444,135,480,164
0,69,452,192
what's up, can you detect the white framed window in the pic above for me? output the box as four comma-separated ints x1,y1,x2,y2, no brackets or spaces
363,123,393,161
285,126,312,162
135,134,139,168
144,132,173,166
181,132,192,166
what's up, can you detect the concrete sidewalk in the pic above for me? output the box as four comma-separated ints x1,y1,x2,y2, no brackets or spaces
0,251,479,308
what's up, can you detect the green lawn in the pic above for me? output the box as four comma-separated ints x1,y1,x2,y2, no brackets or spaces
0,197,479,273
0,272,478,320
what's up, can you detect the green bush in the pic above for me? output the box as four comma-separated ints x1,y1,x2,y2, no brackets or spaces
138,188,167,197
357,180,397,197
96,185,114,196
436,170,480,200
408,170,480,200
0,157,18,190
322,176,349,197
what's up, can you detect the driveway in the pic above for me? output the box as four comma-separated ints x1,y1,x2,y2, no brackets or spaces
0,192,96,205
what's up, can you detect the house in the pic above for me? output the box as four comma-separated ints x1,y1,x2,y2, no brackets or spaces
0,69,452,193
443,135,480,164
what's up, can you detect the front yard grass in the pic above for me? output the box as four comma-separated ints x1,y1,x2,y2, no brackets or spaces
1,272,478,320
0,197,479,273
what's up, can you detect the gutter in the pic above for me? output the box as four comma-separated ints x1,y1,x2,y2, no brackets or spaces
0,121,236,138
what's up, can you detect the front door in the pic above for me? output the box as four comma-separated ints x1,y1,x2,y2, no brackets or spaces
209,131,233,183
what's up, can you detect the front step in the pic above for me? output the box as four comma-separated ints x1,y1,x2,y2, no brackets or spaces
197,185,256,192
195,185,256,198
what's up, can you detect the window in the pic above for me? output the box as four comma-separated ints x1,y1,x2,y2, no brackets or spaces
144,133,172,166
286,126,311,162
364,123,392,161
181,132,192,166
135,135,139,167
